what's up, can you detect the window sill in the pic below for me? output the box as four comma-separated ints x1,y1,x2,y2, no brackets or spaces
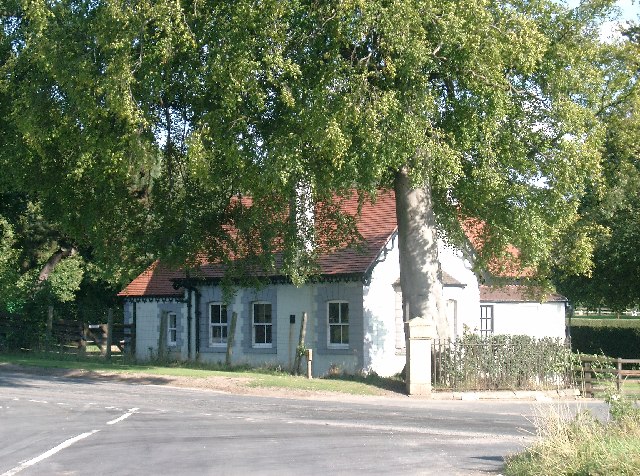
246,345,276,354
328,344,349,350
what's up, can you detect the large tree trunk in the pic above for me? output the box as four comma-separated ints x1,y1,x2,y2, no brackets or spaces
394,168,449,340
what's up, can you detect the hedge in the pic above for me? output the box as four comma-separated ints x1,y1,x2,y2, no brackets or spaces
569,319,640,359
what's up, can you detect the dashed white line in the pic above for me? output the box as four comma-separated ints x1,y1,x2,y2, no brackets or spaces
106,408,139,425
1,430,100,476
28,399,47,404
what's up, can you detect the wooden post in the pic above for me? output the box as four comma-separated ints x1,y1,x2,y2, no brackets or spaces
584,361,592,398
225,312,237,366
306,348,313,379
292,312,308,375
79,323,87,356
158,311,168,360
46,306,53,351
105,308,113,361
617,358,622,392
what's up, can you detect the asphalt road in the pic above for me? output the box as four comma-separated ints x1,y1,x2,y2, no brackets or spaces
0,368,606,475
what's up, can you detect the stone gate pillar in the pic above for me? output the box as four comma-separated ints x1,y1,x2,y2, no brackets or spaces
405,317,434,395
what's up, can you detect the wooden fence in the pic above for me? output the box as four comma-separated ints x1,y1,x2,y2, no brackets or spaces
578,355,640,398
47,312,134,359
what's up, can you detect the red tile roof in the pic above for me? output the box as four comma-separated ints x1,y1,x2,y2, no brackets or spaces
480,285,567,303
119,191,398,297
118,261,185,298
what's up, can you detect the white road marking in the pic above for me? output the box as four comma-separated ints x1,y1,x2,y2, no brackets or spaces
106,408,138,425
28,400,47,404
1,430,99,476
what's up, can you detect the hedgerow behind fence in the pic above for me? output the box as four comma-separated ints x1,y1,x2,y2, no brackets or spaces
432,334,573,391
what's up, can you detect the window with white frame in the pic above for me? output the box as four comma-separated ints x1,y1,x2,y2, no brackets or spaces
209,303,228,346
480,305,494,337
168,312,177,346
328,301,349,348
252,302,272,347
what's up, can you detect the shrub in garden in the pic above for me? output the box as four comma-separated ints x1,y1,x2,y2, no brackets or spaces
433,333,572,390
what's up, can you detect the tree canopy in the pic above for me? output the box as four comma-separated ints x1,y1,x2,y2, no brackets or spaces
0,1,631,319
555,23,640,312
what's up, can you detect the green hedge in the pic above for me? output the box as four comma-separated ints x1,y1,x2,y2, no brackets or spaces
569,320,640,359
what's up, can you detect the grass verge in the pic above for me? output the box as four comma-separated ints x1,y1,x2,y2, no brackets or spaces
0,351,401,396
504,397,640,475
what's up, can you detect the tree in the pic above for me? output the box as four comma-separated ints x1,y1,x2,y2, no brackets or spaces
555,23,640,312
1,1,620,361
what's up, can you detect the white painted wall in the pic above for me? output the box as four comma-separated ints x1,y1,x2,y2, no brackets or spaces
486,301,566,339
363,235,404,377
438,241,481,339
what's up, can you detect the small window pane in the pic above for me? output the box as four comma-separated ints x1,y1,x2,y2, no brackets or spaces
330,326,341,344
329,303,339,323
221,306,228,323
341,303,349,323
255,325,266,344
263,304,272,323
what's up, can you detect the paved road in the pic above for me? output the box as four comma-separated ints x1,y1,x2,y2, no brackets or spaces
0,369,606,475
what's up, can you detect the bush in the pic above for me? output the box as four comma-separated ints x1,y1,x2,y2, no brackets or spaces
433,334,572,390
570,322,640,359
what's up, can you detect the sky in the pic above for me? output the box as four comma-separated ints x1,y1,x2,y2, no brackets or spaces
566,0,638,21
615,0,638,21
565,0,639,41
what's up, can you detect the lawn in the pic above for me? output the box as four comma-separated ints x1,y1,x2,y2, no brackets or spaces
0,351,405,396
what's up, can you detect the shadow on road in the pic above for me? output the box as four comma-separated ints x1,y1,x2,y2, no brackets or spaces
0,363,174,387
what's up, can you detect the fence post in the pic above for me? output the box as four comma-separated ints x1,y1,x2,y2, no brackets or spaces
617,358,622,393
79,323,87,356
105,308,113,361
584,360,592,398
306,348,313,379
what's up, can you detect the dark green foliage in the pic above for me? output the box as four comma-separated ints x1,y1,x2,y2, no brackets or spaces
570,323,640,359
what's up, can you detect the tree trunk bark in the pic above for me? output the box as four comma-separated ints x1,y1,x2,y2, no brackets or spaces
394,168,449,340
37,247,78,286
